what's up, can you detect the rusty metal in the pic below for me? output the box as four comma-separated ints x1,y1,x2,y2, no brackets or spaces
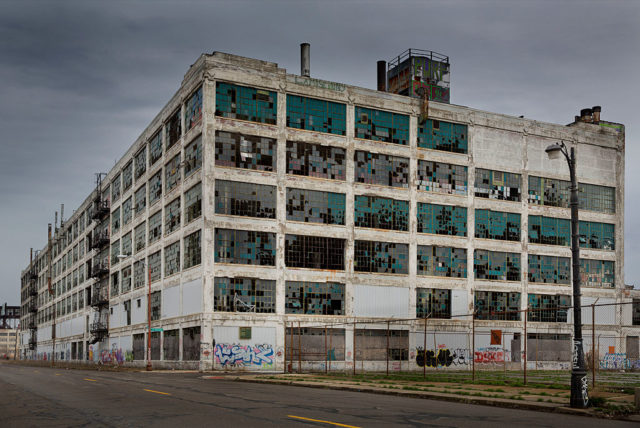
352,320,356,376
289,322,294,373
329,327,332,373
283,322,287,374
423,316,427,379
472,310,475,382
324,325,328,374
592,304,596,388
386,321,390,376
297,321,301,373
524,308,527,385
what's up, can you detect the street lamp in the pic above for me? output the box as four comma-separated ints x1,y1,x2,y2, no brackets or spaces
545,141,588,408
118,254,153,371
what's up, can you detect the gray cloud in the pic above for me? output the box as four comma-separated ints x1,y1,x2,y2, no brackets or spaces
1,0,638,304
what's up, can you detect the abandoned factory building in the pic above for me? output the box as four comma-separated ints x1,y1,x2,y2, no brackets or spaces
20,48,638,371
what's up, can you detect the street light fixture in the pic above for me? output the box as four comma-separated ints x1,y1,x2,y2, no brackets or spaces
545,141,588,408
118,253,153,371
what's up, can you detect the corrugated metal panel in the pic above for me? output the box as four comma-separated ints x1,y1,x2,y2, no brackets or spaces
353,284,409,318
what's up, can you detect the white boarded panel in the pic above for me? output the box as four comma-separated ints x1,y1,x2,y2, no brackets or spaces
163,285,180,319
182,278,202,316
452,289,469,318
110,304,122,329
132,296,146,325
71,316,84,335
353,285,409,318
571,297,616,325
214,326,276,344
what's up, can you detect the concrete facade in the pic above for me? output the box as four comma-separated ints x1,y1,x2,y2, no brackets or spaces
20,51,636,372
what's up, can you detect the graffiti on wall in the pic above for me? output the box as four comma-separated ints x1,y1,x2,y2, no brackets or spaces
474,346,507,364
416,347,470,367
99,344,134,364
214,343,274,368
599,353,640,370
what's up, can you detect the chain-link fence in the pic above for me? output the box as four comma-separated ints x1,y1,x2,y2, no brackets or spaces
283,301,640,389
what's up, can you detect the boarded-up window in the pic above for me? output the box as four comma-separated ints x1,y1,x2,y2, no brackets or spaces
356,329,408,361
285,328,345,361
163,329,179,361
182,327,201,361
133,333,145,360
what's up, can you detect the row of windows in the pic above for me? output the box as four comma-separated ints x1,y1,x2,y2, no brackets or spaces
212,229,614,287
528,176,615,214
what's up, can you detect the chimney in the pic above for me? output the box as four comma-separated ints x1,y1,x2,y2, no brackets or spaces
60,204,64,228
580,108,592,123
377,60,387,91
592,106,601,123
300,43,310,77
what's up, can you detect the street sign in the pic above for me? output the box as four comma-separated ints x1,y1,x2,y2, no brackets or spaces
151,327,163,333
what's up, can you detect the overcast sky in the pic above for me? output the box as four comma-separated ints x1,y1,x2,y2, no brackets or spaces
1,0,638,305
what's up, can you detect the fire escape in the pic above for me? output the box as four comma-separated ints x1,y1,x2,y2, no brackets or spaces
89,173,110,344
27,253,38,351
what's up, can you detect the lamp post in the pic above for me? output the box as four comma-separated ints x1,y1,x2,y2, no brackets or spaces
118,254,152,371
545,141,588,408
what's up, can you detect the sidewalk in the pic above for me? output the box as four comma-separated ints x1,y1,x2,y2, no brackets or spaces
232,373,640,421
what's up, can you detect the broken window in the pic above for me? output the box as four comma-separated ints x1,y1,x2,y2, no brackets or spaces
286,141,345,180
215,82,277,125
286,95,346,135
122,196,132,225
165,198,181,235
149,251,161,283
215,130,276,171
184,182,202,223
285,281,344,315
527,294,571,322
355,106,409,145
111,271,119,297
133,260,145,289
133,333,145,360
149,130,163,166
285,327,346,362
417,160,468,195
354,195,408,231
475,209,520,241
123,161,133,191
163,329,179,361
580,259,615,288
183,327,201,361
214,277,276,313
184,135,202,178
121,232,132,258
73,245,78,263
134,184,146,216
111,206,120,234
183,230,201,269
579,221,615,250
528,215,571,246
165,108,182,150
416,288,451,319
417,246,466,278
354,151,409,188
165,154,181,193
215,229,276,266
474,291,521,321
632,300,640,326
528,254,570,284
474,250,520,281
134,222,146,253
417,203,467,236
134,146,147,179
123,299,131,325
149,171,162,205
121,265,131,294
286,188,345,225
148,211,162,244
215,180,276,218
285,234,345,270
111,174,121,203
110,239,120,266
354,240,408,274
150,290,161,321
579,183,615,214
474,168,521,202
164,241,180,276
417,119,468,153
185,86,202,130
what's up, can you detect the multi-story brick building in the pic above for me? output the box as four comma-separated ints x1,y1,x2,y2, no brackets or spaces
20,49,636,371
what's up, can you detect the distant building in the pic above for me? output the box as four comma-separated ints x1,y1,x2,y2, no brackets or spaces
20,48,634,370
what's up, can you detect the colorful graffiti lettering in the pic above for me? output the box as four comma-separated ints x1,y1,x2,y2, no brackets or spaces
474,346,505,363
599,353,640,370
214,343,274,368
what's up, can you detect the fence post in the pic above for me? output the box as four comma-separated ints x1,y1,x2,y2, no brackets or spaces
324,324,328,375
297,321,301,374
524,308,527,385
423,316,427,379
353,320,356,376
386,321,390,376
289,322,294,374
592,304,596,388
329,327,332,373
472,311,475,382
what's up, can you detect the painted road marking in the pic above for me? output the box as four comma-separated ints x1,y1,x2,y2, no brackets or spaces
144,389,171,396
84,378,98,382
287,415,361,428
55,373,61,376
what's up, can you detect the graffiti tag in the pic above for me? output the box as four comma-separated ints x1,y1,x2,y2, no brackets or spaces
214,343,274,368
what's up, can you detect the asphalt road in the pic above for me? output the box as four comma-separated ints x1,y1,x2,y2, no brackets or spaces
0,363,636,428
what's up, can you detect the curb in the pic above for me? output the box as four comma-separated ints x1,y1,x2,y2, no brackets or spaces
234,377,638,420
